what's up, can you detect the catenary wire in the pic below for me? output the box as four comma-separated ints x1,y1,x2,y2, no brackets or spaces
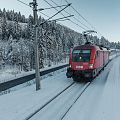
64,0,96,30
48,0,91,30
17,0,50,18
64,0,104,36
17,0,87,30
43,0,87,31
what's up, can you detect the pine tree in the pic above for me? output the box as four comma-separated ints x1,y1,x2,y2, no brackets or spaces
0,9,3,17
18,12,22,22
2,8,8,41
26,15,34,40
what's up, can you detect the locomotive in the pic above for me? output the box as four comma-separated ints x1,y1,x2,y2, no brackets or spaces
66,42,109,82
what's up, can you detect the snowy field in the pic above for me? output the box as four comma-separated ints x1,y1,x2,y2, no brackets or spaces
0,56,120,120
0,68,73,120
0,62,68,84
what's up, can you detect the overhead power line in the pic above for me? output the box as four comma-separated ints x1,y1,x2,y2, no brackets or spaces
51,0,105,38
43,0,88,30
17,0,73,22
17,0,32,8
64,0,96,30
49,0,93,30
45,3,71,21
39,11,50,18
50,15,73,21
49,0,91,30
17,0,50,18
17,0,75,28
38,4,68,11
40,3,72,25
17,0,88,30
17,0,103,36
64,0,104,37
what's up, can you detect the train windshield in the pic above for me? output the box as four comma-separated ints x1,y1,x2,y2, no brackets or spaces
72,49,91,62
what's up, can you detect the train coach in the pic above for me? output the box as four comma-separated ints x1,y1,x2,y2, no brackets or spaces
66,43,109,82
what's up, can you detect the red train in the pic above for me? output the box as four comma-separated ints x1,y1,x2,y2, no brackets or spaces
66,43,109,82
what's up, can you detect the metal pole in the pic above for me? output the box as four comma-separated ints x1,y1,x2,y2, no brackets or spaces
32,0,41,90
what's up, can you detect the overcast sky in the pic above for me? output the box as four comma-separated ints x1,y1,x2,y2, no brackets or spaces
0,0,120,42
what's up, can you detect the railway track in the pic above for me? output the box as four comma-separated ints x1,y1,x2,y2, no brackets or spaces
61,56,114,120
25,82,75,120
14,55,116,120
25,81,92,120
61,82,91,120
26,60,113,120
12,56,115,120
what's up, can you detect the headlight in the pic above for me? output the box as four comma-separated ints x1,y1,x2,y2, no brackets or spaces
69,64,71,68
89,64,93,69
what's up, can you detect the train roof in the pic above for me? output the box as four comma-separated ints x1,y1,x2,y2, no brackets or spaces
73,44,108,51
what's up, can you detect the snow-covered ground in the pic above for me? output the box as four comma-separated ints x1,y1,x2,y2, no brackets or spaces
0,68,73,120
0,62,68,83
63,56,120,120
0,55,120,120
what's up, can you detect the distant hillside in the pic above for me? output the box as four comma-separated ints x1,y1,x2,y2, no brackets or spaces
0,8,119,72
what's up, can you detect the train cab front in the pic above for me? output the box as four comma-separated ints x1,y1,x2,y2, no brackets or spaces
66,48,95,79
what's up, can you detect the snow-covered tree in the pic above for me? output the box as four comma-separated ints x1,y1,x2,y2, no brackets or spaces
2,8,8,41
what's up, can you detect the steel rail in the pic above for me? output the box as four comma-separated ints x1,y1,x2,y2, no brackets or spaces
61,82,91,120
26,82,75,120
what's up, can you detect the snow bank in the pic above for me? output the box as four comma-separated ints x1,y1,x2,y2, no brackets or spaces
0,62,68,84
0,71,73,120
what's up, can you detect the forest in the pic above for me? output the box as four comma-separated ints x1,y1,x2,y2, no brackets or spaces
0,8,120,71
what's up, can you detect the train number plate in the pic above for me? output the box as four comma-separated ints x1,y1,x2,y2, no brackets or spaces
76,66,83,69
